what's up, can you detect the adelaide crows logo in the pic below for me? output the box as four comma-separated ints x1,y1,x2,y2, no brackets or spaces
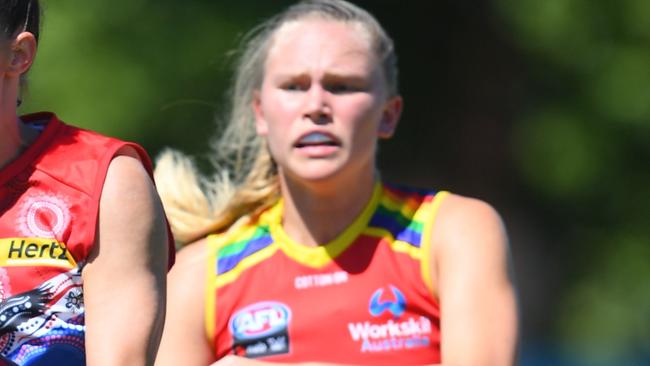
369,285,406,318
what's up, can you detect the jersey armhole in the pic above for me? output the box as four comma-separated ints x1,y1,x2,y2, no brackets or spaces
420,191,450,299
204,235,218,351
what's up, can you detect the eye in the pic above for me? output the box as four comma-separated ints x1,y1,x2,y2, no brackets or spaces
327,83,354,93
280,79,309,91
283,84,302,91
324,79,367,94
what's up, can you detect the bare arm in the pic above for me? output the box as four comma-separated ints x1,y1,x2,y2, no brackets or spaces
82,153,169,366
156,239,215,366
432,194,518,366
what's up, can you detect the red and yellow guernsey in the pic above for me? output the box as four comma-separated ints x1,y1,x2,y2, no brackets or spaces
0,113,174,365
207,183,449,365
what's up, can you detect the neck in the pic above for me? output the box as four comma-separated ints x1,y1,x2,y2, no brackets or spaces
0,113,23,169
0,77,32,170
0,113,39,171
279,167,377,247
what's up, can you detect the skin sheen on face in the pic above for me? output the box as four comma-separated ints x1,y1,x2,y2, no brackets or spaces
254,18,400,186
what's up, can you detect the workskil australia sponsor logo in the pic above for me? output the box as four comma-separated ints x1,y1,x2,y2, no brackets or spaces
229,301,291,358
348,285,432,352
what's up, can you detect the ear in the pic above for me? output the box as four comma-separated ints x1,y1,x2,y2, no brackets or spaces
377,95,403,139
253,90,269,136
7,32,37,76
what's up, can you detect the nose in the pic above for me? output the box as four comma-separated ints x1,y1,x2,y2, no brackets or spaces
303,84,331,124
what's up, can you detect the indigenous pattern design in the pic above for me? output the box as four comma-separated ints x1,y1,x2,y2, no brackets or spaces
0,268,85,365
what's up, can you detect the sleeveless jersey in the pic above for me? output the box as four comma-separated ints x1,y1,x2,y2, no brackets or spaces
207,183,449,365
0,112,174,365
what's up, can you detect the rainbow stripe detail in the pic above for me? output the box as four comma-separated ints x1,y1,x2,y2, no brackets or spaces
367,185,437,248
217,227,273,275
211,218,280,289
210,183,446,290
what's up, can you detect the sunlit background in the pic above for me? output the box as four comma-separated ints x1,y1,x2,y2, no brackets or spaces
22,1,649,365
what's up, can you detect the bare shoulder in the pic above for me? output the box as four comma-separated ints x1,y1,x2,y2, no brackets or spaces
438,193,503,228
95,151,168,260
168,239,210,295
102,152,156,207
435,193,507,248
172,239,209,275
431,193,511,280
98,151,168,249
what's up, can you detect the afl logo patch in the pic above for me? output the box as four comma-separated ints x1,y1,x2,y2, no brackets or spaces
18,194,71,239
230,301,291,340
229,301,291,358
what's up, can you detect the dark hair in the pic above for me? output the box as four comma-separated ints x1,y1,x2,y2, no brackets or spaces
0,0,40,42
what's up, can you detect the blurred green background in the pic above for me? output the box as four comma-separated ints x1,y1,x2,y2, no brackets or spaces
22,1,649,365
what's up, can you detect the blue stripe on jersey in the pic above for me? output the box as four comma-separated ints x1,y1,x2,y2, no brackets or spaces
368,211,422,247
217,235,274,275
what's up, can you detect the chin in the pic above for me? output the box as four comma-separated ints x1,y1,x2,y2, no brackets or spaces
297,169,342,183
284,161,347,185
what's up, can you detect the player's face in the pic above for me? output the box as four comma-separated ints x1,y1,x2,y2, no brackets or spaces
253,19,402,185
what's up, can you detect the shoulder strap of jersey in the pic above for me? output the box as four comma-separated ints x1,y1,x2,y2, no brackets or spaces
203,215,258,348
420,191,450,297
204,233,220,351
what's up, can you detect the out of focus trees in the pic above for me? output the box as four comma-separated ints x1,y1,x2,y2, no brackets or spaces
21,1,648,365
497,0,650,363
24,1,269,159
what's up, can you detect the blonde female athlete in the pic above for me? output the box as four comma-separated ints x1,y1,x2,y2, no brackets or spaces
0,1,173,364
155,0,517,365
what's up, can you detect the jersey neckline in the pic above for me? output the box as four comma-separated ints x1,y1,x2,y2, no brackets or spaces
0,112,61,187
267,182,383,268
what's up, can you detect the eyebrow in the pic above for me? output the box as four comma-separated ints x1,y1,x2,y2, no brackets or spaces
273,70,372,81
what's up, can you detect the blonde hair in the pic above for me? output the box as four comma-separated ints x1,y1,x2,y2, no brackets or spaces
155,0,399,244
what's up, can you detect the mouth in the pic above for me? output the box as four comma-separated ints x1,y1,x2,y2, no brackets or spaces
294,132,340,148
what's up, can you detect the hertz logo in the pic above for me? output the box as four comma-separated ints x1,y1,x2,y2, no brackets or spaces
0,238,76,268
